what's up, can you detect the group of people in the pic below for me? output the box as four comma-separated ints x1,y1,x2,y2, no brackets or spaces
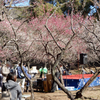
0,62,48,99
0,62,32,100
0,62,75,99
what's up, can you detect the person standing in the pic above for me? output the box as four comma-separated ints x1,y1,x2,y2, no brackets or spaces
43,66,48,78
17,63,31,92
39,66,43,78
4,73,22,100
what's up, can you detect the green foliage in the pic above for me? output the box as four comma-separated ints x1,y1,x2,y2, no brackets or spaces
32,2,63,17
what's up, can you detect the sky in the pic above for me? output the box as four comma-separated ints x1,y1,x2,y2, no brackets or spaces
5,0,30,7
88,5,97,16
14,1,30,7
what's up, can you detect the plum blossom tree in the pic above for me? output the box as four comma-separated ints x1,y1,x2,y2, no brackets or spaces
26,2,92,100
0,10,87,100
1,0,100,100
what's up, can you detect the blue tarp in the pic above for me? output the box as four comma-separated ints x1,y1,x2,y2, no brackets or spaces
63,76,100,91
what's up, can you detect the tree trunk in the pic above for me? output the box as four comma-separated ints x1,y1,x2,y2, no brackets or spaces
57,66,64,86
52,68,75,100
30,80,34,100
20,60,35,100
75,69,100,99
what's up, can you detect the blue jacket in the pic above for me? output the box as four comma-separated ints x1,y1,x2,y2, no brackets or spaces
17,66,31,79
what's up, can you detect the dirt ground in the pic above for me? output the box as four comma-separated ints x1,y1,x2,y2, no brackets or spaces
23,85,100,100
1,86,100,100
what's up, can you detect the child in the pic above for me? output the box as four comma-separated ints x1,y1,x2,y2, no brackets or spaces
4,73,22,100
